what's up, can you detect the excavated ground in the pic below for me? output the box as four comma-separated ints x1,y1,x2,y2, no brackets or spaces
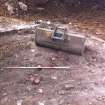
1,1,105,104
0,16,105,105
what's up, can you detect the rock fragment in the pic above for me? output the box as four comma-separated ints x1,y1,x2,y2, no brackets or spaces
64,84,74,90
17,100,23,105
29,74,42,85
38,88,43,93
51,57,56,61
33,77,40,84
51,76,57,80
38,101,45,105
58,90,65,95
30,49,35,53
5,2,14,15
18,2,28,11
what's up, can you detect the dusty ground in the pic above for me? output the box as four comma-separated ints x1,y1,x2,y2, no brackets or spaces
0,17,105,105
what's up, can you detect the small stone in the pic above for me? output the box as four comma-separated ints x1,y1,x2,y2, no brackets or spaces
5,2,14,15
47,21,51,25
64,84,74,90
30,76,39,84
51,76,57,80
69,22,72,25
89,102,92,105
23,57,28,60
29,74,41,85
38,102,45,105
96,32,100,35
30,76,34,82
95,29,102,35
33,78,40,84
96,96,102,101
51,57,56,61
31,49,35,53
2,93,7,96
37,65,41,68
38,89,43,93
27,86,32,91
27,41,32,48
15,54,18,58
58,90,65,95
17,100,23,105
74,24,78,27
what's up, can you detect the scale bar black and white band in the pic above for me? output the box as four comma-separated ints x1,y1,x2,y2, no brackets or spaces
2,66,70,69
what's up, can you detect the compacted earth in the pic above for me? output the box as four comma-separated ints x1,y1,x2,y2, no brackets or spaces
0,16,105,105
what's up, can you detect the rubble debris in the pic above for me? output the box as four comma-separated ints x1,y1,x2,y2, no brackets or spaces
2,93,7,96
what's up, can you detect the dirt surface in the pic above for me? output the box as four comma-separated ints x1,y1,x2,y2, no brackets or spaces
1,1,105,105
1,17,105,105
